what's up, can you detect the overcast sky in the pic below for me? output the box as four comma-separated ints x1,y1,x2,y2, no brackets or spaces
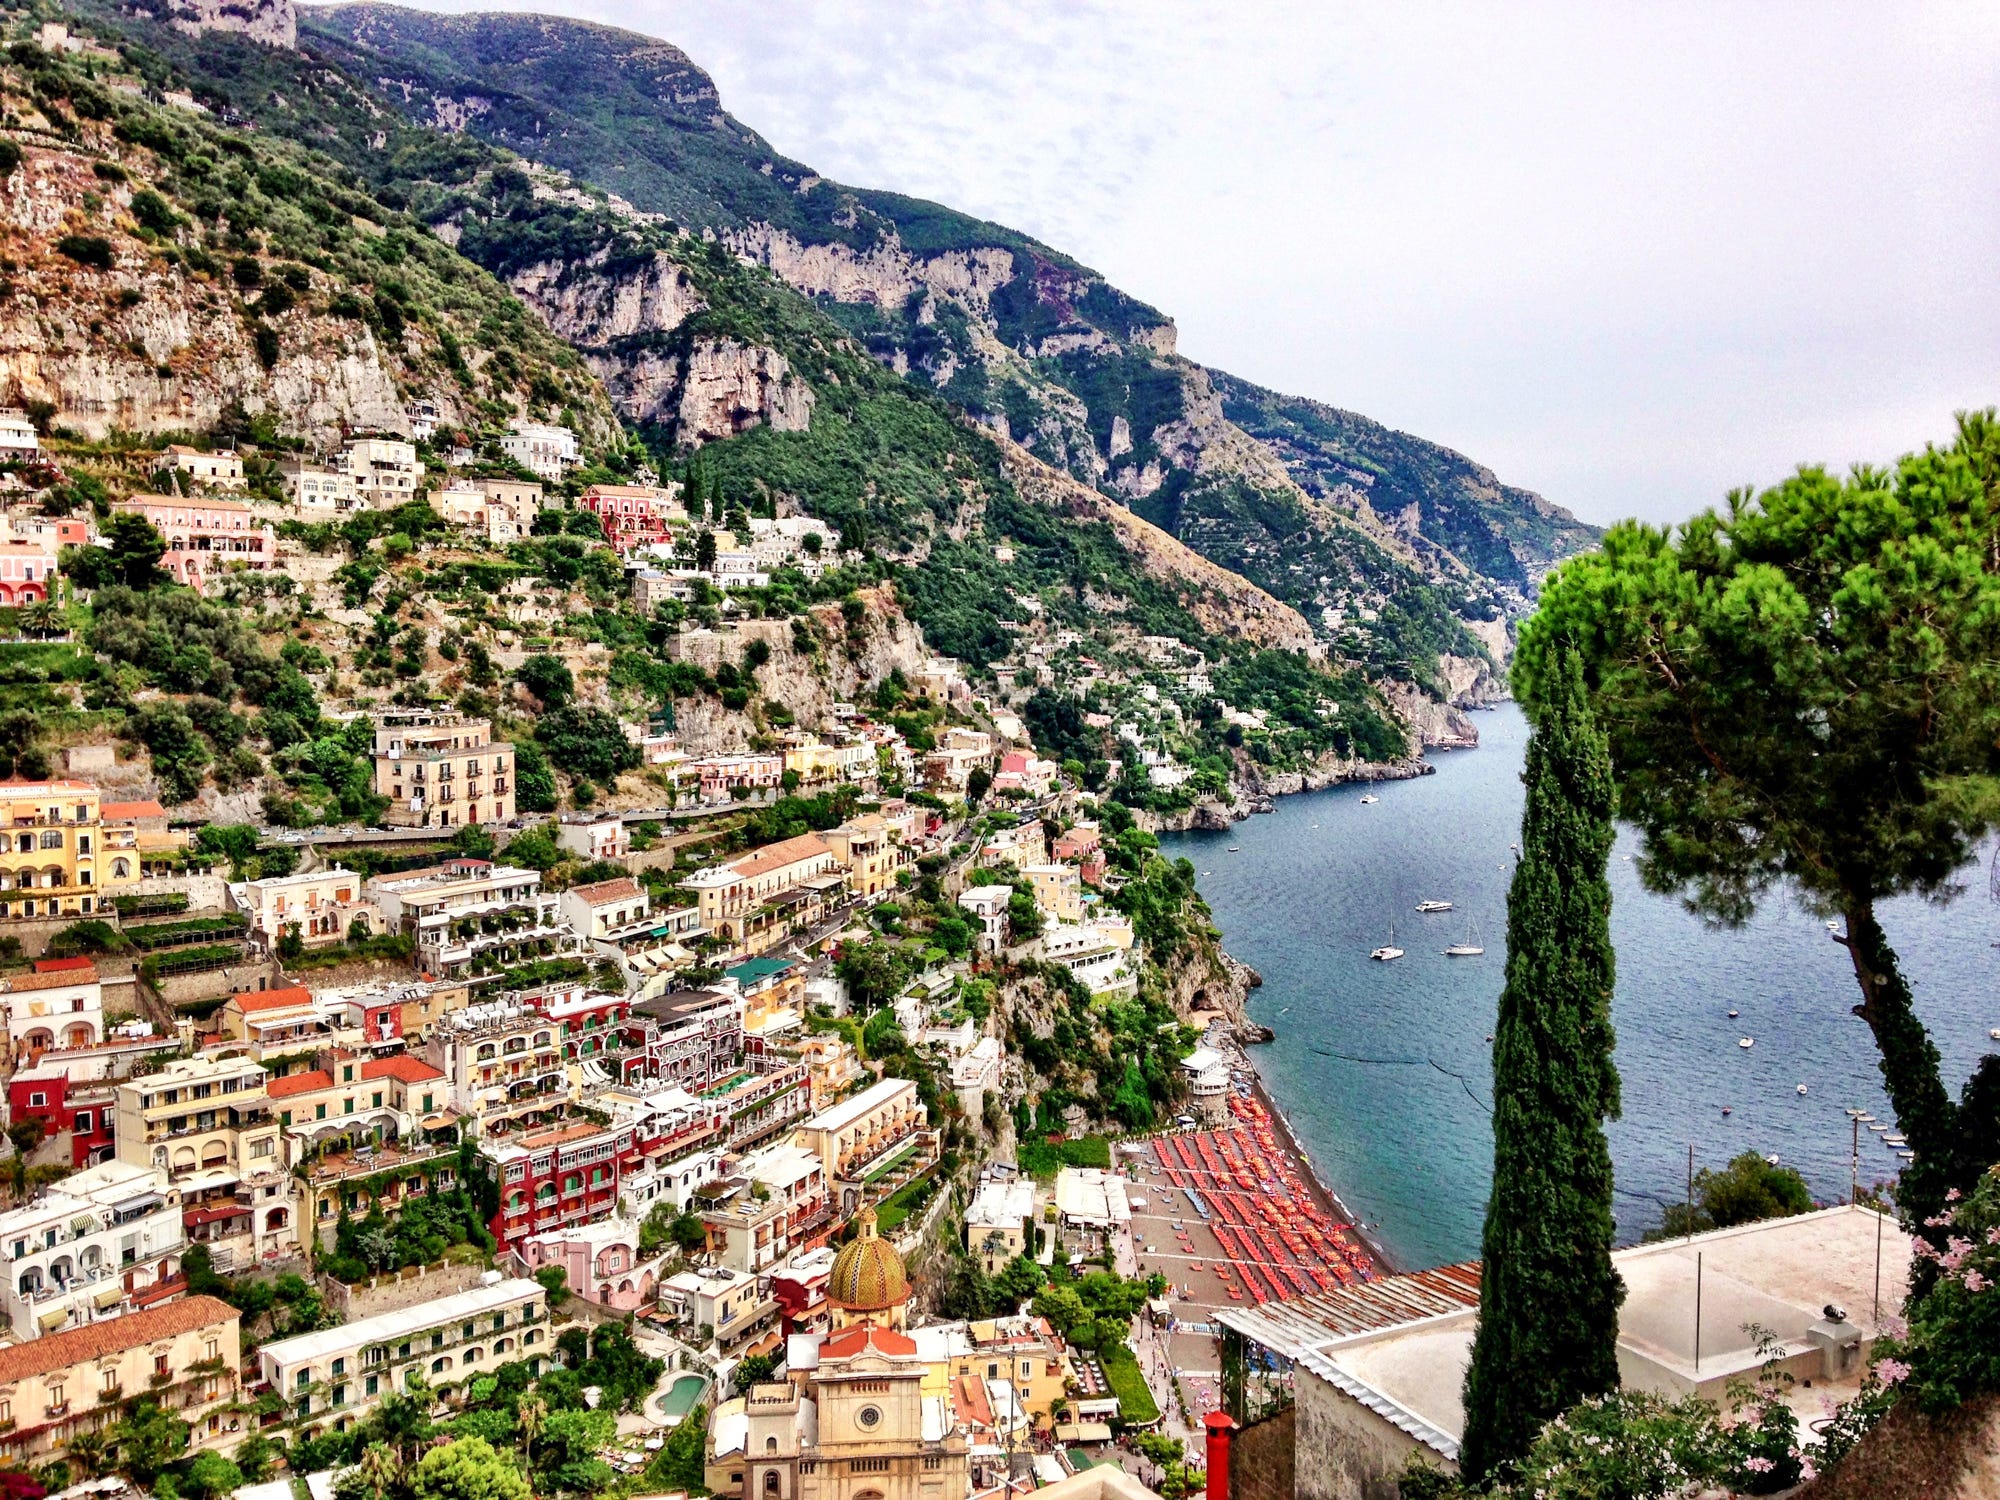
398,1,2000,527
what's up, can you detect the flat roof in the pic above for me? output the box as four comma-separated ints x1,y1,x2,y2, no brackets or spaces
260,1277,542,1366
1219,1205,1911,1462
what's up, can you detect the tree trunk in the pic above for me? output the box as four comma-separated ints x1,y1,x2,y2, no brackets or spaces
1840,899,1956,1227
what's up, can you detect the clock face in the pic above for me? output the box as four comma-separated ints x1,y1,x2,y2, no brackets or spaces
857,1405,882,1430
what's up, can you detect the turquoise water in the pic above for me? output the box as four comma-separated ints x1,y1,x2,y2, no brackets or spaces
1162,703,2000,1270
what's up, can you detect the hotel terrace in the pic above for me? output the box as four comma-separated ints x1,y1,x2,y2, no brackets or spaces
366,859,572,978
792,1076,936,1220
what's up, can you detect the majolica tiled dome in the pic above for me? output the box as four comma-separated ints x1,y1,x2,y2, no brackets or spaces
828,1209,911,1312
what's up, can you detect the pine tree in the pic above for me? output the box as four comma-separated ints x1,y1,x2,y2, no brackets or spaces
1459,640,1625,1483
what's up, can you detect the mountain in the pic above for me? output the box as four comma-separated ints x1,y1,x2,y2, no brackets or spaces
290,4,1599,623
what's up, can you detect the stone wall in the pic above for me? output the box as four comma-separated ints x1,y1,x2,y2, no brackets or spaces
1294,1365,1449,1500
1230,1405,1296,1500
319,1259,495,1321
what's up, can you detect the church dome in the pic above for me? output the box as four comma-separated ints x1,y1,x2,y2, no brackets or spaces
827,1208,911,1312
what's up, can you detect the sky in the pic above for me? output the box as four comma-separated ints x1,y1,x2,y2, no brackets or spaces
396,1,2000,527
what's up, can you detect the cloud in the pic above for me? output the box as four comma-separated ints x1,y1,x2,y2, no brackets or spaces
391,0,2000,526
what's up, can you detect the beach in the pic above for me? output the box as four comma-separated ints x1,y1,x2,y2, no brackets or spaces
1124,1027,1392,1421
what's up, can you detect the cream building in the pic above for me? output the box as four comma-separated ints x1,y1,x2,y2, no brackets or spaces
158,444,243,486
112,1057,292,1260
686,833,844,957
0,1295,241,1464
277,460,361,517
822,815,909,901
372,714,516,828
257,1276,548,1431
230,867,372,949
340,437,424,509
793,1079,932,1218
1022,864,1084,925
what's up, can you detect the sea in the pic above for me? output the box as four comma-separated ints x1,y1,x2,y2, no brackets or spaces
1161,702,2000,1271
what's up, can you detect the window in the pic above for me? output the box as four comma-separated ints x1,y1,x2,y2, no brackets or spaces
155,1354,169,1378
74,1111,91,1132
252,1138,273,1158
331,1384,347,1408
26,1092,44,1108
331,1357,345,1376
372,1092,383,1109
316,1104,326,1120
365,1375,379,1397
421,1094,434,1113
296,1371,311,1390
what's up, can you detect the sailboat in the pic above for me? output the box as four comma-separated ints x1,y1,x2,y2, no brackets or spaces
1369,922,1404,961
1443,925,1484,957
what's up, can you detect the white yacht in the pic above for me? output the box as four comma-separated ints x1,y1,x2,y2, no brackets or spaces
1359,794,1380,805
1415,900,1454,914
1443,941,1484,957
1738,1037,1755,1049
1370,923,1403,961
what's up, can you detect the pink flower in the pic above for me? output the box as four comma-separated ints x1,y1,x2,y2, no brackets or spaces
1743,1456,1775,1474
1965,1269,1990,1293
1911,1238,1941,1262
1924,1213,1955,1228
1799,1459,1819,1482
1945,1187,1962,1202
1942,1237,1975,1272
1873,1357,1912,1386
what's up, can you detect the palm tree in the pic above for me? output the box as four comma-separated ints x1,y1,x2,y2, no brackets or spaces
517,1393,547,1470
18,600,57,638
65,1428,109,1478
359,1441,399,1500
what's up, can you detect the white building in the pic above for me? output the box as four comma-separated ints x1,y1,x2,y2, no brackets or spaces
158,445,242,486
1052,1167,1130,1230
276,461,361,518
1178,1046,1231,1124
555,813,630,863
0,411,39,454
501,421,579,481
3,962,104,1057
964,1174,1036,1272
429,482,525,545
0,1161,185,1340
956,886,1014,955
340,437,424,509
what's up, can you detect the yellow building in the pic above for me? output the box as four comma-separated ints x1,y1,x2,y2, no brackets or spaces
793,1078,932,1218
113,1056,283,1187
371,713,516,829
945,1317,1078,1433
822,815,910,900
0,1294,242,1464
0,780,147,920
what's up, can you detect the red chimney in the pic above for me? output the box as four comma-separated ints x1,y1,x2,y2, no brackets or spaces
1204,1411,1236,1500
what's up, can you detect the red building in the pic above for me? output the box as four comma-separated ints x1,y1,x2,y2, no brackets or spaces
577,484,678,555
8,1064,116,1166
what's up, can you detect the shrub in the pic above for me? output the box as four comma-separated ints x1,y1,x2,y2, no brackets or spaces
56,235,114,270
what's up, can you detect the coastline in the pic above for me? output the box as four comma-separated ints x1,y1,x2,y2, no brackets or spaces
1243,1061,1399,1277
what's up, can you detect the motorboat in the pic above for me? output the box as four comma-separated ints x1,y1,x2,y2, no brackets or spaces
1990,1027,2000,1041
1727,1009,1739,1019
1416,900,1454,914
1359,794,1380,805
1738,1037,1754,1049
1796,1084,1809,1096
1721,1106,1732,1116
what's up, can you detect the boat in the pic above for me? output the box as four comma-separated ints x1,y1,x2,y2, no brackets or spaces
1990,1027,2000,1041
1444,942,1484,957
1227,846,1241,852
1765,1154,1781,1166
1796,1084,1809,1096
1415,900,1454,914
1370,923,1404,962
1886,1135,1906,1146
1721,1106,1732,1116
1738,1037,1754,1049
1869,1123,1888,1132
1359,794,1380,805
1727,1009,1739,1019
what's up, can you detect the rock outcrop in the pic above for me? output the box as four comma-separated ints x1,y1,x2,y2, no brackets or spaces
169,0,296,49
676,339,812,442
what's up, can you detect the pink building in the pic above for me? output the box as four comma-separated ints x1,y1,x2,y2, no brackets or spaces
578,484,679,555
690,753,784,805
0,539,56,604
517,1218,667,1310
113,495,276,592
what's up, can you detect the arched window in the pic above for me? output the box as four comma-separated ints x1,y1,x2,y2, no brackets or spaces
476,1043,497,1062
766,1438,779,1455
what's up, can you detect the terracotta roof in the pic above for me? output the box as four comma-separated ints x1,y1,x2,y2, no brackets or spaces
101,800,166,820
569,878,641,906
520,1121,608,1150
0,1295,236,1383
266,1069,332,1099
6,965,100,992
728,833,831,881
32,957,97,974
362,1056,443,1083
232,986,314,1014
822,1322,917,1358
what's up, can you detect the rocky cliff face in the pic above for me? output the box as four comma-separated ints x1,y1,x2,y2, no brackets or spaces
170,0,296,48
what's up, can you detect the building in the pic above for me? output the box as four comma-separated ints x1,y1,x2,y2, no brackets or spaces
110,496,276,592
1039,921,1136,1001
481,477,543,515
213,985,321,1054
822,815,910,900
0,1160,185,1340
0,538,56,604
157,445,243,486
425,1000,567,1129
1022,865,1084,925
793,1078,931,1220
769,1245,838,1334
257,1276,548,1428
0,410,39,453
406,398,439,441
687,833,843,957
8,1064,116,1166
1179,1046,1232,1124
229,867,370,950
0,1295,241,1464
964,1176,1036,1273
992,750,1060,798
517,1219,668,1312
368,860,567,978
579,483,680,553
955,886,1013,955
0,780,146,920
3,959,104,1058
922,727,992,790
1214,1205,1914,1500
429,482,526,544
340,437,424,509
627,989,747,1091
689,753,785,806
555,812,631,863
276,460,361,517
660,1264,777,1354
111,1056,292,1262
371,713,516,829
501,421,580,481
697,1141,829,1274
559,878,649,942
481,1113,653,1252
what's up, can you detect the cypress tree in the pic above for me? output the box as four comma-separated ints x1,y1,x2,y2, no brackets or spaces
1459,640,1625,1483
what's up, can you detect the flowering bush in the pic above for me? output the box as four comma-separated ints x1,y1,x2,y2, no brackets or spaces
1876,1165,2000,1412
